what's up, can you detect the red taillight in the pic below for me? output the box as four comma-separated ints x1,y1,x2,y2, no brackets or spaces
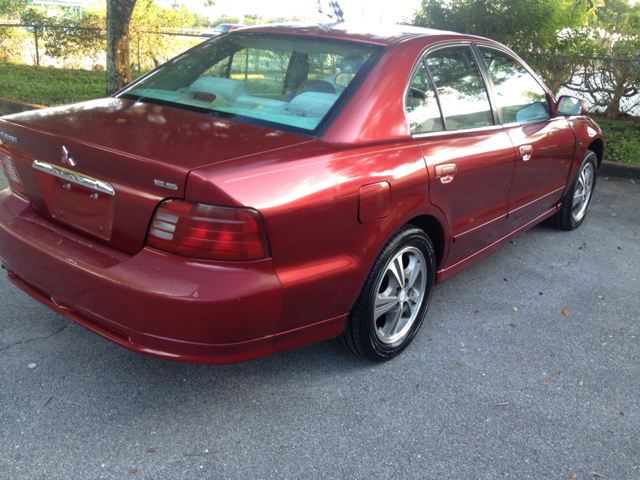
0,144,22,186
146,199,271,261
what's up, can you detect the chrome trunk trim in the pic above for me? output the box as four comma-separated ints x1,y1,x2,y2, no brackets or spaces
32,160,115,196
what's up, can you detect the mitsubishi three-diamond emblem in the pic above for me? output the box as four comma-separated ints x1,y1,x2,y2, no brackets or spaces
61,146,76,167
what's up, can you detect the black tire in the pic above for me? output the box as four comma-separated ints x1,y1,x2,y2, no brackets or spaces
340,225,436,362
550,149,598,230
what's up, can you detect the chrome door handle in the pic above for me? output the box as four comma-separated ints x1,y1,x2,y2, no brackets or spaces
519,145,533,161
434,163,457,184
435,163,457,177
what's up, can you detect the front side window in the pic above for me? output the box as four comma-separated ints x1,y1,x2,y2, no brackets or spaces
118,33,382,134
479,47,550,124
425,46,494,130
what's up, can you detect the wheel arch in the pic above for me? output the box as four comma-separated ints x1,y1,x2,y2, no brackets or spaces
405,214,446,270
588,138,604,168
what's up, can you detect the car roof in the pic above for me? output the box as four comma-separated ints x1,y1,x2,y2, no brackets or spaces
230,22,457,46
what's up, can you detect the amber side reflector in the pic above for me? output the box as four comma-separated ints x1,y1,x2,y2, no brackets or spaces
0,144,22,185
146,199,271,261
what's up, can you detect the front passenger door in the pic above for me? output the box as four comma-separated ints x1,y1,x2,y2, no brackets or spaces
478,46,576,229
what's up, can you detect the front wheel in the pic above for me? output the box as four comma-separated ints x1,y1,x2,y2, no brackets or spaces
550,149,598,230
340,225,436,362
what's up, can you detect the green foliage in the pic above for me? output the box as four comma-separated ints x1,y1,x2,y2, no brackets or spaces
0,26,29,63
0,0,26,15
243,13,258,25
0,61,106,105
211,15,240,27
20,8,105,68
412,0,595,54
592,116,640,165
129,0,201,71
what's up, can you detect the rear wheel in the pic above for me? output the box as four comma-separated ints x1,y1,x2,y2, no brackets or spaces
550,149,597,230
340,225,436,362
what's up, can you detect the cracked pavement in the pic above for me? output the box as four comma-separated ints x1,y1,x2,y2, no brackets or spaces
1,173,639,479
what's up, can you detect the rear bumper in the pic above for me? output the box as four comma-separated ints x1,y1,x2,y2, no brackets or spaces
0,189,345,364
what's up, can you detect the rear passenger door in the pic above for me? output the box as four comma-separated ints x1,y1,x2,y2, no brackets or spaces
409,44,516,268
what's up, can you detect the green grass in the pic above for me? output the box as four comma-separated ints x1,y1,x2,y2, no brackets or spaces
590,116,640,166
0,62,107,106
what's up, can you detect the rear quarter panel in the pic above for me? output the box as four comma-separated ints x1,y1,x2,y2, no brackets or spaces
187,139,448,333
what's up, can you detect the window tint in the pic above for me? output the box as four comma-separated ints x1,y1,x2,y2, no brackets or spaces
425,46,493,130
405,62,443,134
118,33,381,134
479,47,549,124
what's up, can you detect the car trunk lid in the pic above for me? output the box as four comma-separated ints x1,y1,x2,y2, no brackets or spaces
0,98,311,254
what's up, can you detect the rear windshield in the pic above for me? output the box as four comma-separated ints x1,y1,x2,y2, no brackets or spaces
118,32,383,135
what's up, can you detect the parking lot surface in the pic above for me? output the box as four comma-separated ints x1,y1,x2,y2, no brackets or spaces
1,172,639,479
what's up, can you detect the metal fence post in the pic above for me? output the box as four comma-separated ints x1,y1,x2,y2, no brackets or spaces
34,25,39,66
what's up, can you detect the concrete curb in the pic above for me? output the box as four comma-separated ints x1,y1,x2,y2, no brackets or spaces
1,95,640,180
0,96,46,114
600,160,640,180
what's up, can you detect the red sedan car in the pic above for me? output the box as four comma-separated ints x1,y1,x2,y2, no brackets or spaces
0,23,603,364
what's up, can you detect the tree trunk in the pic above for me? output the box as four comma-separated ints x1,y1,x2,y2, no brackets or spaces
603,64,627,119
106,0,137,96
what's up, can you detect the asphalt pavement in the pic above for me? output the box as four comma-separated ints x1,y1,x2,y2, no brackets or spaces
1,171,639,480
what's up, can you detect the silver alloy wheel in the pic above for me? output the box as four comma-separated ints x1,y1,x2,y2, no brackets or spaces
373,246,427,346
572,162,595,222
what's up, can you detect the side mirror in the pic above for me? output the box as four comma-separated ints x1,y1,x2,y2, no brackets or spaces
557,96,586,116
335,72,355,87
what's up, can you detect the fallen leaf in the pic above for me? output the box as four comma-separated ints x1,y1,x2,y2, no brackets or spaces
460,342,465,348
511,306,518,312
578,381,584,386
562,309,570,315
147,448,155,453
617,246,622,250
620,412,624,416
571,474,577,479
598,296,605,300
504,278,508,281
129,469,137,475
540,381,549,385
475,310,480,314
550,354,555,357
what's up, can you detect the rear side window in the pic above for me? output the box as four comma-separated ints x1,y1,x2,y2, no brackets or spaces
425,46,494,130
479,47,550,124
405,62,444,134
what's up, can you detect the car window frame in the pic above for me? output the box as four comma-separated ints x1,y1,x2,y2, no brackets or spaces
404,41,503,139
472,42,556,128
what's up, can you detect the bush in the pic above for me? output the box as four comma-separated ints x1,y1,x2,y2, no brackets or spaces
591,115,640,165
